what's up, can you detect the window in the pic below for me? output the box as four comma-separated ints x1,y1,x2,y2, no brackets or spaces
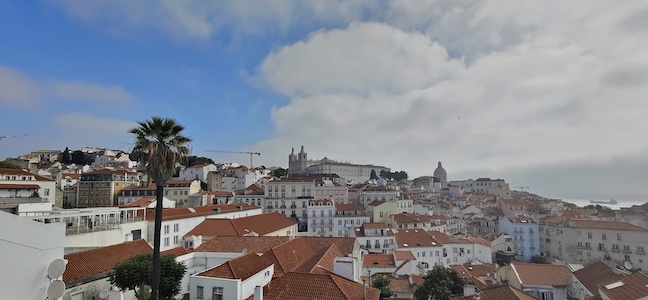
613,244,619,252
213,286,223,300
164,225,170,234
174,236,179,244
602,233,607,240
587,232,592,239
599,243,605,251
164,237,169,247
638,246,645,254
624,245,631,252
174,223,179,232
197,286,204,299
617,233,623,241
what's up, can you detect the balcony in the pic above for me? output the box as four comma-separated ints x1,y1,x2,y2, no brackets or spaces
0,197,48,204
267,206,274,209
638,250,645,255
624,249,632,254
280,205,286,209
290,205,297,209
612,248,620,252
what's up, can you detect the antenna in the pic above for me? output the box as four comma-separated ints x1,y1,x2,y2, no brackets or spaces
47,259,66,279
47,280,65,300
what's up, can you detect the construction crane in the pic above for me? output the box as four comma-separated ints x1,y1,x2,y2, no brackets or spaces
0,134,26,141
205,150,261,168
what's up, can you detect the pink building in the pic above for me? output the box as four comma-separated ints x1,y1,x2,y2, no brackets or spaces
497,198,528,219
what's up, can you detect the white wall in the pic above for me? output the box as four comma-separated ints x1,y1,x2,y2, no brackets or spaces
66,221,148,248
0,211,65,300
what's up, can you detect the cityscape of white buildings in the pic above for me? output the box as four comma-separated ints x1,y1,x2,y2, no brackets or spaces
2,145,648,300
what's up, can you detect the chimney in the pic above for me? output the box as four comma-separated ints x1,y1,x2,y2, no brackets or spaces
463,284,476,297
363,280,367,300
254,286,263,300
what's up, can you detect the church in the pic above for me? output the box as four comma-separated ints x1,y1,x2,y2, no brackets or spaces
287,146,390,184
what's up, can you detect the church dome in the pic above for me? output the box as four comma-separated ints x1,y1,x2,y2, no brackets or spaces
433,161,447,183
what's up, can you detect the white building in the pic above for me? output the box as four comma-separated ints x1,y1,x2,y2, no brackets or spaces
361,185,399,208
0,210,65,300
352,222,396,254
313,178,349,204
147,203,262,251
308,199,335,237
462,178,511,198
178,163,219,182
540,217,648,271
334,203,370,238
288,146,390,183
0,167,57,206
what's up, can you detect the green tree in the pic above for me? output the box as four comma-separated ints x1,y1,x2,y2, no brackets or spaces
70,150,87,165
414,265,466,300
110,254,186,300
272,167,288,178
129,116,191,300
61,147,72,164
370,169,379,180
182,155,214,167
0,161,21,169
372,274,393,300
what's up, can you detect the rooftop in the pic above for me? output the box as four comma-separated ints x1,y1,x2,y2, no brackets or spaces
262,272,380,300
511,263,572,286
185,212,297,237
196,252,273,281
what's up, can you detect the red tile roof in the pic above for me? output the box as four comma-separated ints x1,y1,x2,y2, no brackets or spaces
573,261,625,295
367,200,387,206
161,246,193,257
0,168,53,181
185,212,297,237
0,183,40,189
147,203,259,221
126,197,156,207
363,254,395,267
599,272,648,300
569,220,647,232
395,229,441,248
363,222,389,229
479,285,539,300
511,263,572,286
196,252,273,281
393,251,416,261
195,236,290,253
63,239,152,285
262,272,380,300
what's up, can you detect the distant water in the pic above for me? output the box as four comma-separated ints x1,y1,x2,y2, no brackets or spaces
559,198,646,210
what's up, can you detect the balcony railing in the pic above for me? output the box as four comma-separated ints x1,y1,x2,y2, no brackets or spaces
0,197,48,204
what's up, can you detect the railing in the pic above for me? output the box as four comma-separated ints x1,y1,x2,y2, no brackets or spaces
0,197,48,204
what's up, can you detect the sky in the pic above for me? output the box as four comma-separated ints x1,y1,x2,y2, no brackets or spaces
1,1,647,202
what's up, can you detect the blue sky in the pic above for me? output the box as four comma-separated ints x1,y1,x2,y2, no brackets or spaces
1,1,648,201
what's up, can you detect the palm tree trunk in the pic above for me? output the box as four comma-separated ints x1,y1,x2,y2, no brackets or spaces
151,184,164,300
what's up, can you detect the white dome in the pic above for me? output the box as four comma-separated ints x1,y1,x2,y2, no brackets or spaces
433,161,447,183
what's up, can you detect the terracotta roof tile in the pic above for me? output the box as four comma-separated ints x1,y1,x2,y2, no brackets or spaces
196,252,272,281
195,236,290,253
263,272,380,300
126,197,156,207
599,272,648,300
480,285,539,300
573,261,625,295
512,263,572,286
63,239,152,285
0,168,53,181
367,200,387,206
363,254,395,267
296,244,344,273
393,250,416,261
0,183,41,189
395,229,441,248
161,246,193,257
147,203,259,221
569,220,647,232
185,212,297,237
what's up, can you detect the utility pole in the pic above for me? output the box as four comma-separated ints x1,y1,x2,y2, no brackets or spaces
205,150,261,168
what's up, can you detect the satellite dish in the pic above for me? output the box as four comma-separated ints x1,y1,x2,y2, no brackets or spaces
242,248,248,254
47,259,66,279
99,289,109,299
624,261,633,270
47,280,65,300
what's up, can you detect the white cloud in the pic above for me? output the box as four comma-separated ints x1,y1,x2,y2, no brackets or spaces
48,80,136,102
54,113,135,134
252,3,648,183
0,65,40,108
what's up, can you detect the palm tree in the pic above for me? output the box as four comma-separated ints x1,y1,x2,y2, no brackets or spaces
129,116,191,300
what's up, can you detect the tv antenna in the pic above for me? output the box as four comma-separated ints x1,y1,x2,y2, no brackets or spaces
205,150,261,168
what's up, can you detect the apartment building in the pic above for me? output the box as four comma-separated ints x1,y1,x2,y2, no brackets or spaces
540,216,648,271
351,222,395,254
334,203,370,238
308,199,335,237
0,168,56,207
499,216,540,261
313,178,349,204
462,178,511,198
77,169,139,207
361,185,399,208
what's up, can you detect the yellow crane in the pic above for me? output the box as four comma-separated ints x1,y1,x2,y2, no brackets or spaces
205,150,261,168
